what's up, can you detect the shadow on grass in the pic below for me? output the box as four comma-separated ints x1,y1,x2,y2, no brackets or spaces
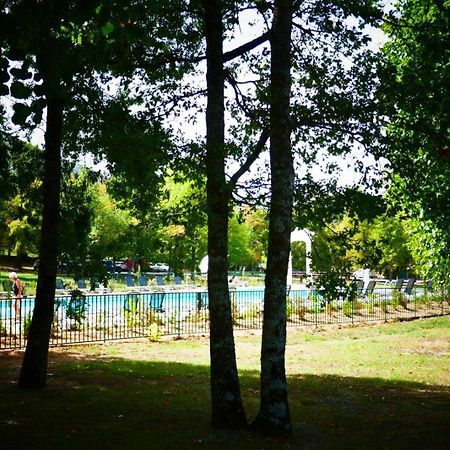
0,350,449,450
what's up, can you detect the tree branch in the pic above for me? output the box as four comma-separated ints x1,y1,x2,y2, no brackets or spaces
223,31,270,62
228,127,270,189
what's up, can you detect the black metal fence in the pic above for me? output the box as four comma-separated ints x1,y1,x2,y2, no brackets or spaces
1,287,449,350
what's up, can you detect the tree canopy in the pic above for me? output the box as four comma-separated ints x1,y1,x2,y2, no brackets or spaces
380,0,450,287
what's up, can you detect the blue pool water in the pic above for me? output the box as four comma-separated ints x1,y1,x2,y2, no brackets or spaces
1,287,312,321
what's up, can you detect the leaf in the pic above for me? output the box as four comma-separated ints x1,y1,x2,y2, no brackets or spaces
0,70,9,84
0,56,8,70
10,81,32,99
10,67,33,80
12,103,31,125
33,84,46,97
0,84,8,96
101,22,114,36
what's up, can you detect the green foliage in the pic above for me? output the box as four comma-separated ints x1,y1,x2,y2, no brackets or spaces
381,0,450,287
66,289,87,328
88,183,137,260
404,216,450,291
314,268,355,304
123,294,163,330
342,300,353,318
23,313,32,338
123,295,140,328
228,213,254,269
59,168,97,266
286,297,307,321
148,323,161,342
391,289,408,310
352,214,412,277
154,172,207,274
0,138,43,256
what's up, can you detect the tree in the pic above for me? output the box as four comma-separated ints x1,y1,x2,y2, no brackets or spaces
0,137,43,259
156,172,208,275
59,168,97,267
201,0,247,428
228,213,254,269
380,0,450,287
0,0,124,388
252,0,294,435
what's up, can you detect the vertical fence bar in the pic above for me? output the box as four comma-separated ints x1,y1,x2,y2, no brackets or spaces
314,292,318,328
384,292,387,322
351,297,354,325
177,292,181,338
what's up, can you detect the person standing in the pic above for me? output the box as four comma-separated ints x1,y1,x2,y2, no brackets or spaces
9,271,23,316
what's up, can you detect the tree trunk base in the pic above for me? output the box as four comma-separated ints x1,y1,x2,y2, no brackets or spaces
211,405,248,430
250,413,293,437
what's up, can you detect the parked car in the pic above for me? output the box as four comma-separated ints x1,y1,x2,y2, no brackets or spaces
114,260,128,272
150,262,170,272
33,259,66,273
101,260,115,272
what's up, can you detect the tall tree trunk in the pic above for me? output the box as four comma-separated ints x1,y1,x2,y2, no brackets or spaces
201,0,247,428
18,94,63,388
252,0,293,435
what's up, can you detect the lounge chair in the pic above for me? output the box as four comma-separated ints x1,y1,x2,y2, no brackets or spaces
354,279,364,293
55,278,69,294
156,275,165,287
172,275,196,290
137,274,153,291
125,274,136,289
393,279,404,291
1,279,11,297
363,280,376,297
404,278,415,295
148,291,165,312
76,278,88,291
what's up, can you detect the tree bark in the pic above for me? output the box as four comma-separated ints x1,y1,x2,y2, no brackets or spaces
252,0,293,435
201,0,247,428
18,93,63,388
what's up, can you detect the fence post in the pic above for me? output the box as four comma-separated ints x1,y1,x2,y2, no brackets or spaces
414,290,417,319
314,293,318,328
103,294,107,343
177,292,181,338
19,299,22,349
351,297,354,325
384,291,387,322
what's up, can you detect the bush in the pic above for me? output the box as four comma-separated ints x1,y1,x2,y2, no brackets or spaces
343,300,353,317
66,289,87,330
23,313,32,337
148,323,161,342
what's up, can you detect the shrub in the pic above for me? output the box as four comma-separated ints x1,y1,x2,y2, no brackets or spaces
287,297,307,320
391,290,408,310
66,289,87,329
23,313,32,337
343,300,353,317
0,319,6,335
148,323,161,342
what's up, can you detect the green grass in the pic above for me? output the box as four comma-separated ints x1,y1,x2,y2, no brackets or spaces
0,317,449,449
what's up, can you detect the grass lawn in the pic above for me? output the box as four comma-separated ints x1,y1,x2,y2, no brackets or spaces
1,316,449,449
